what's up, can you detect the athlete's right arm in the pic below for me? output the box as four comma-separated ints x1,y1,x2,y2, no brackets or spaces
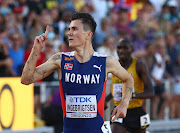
21,26,61,85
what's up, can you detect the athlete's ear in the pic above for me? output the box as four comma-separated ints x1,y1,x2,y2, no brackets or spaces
86,32,93,40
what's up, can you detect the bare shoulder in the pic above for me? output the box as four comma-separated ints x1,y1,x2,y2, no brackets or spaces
48,52,62,62
47,52,62,68
106,55,118,67
106,55,131,83
106,55,119,73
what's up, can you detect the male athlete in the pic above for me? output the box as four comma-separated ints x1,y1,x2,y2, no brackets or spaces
21,13,134,133
105,38,154,133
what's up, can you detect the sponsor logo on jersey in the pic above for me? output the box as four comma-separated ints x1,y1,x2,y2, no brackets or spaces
64,57,74,61
93,65,102,72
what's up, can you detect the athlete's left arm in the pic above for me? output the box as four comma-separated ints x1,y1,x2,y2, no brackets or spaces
135,59,154,99
106,56,134,122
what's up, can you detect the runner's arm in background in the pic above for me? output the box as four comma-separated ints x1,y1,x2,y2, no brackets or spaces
135,59,154,99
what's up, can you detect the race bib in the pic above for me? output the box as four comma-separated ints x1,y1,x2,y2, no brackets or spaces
113,84,135,101
66,95,97,118
101,121,112,133
113,84,123,101
140,114,151,126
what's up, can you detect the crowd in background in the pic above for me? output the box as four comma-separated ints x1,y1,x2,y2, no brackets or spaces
0,0,180,132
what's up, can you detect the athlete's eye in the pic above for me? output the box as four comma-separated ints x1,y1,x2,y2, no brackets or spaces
73,27,78,31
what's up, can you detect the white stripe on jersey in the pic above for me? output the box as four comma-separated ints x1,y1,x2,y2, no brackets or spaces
62,51,75,56
62,51,107,57
93,52,107,57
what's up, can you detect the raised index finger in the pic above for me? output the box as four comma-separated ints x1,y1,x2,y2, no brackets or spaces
44,25,50,37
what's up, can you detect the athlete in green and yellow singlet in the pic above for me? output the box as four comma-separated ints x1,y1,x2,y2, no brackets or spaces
111,57,144,109
105,38,154,133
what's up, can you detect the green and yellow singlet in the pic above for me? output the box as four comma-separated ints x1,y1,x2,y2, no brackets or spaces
111,57,144,109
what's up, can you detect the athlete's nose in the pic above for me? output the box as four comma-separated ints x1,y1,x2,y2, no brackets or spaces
68,30,73,36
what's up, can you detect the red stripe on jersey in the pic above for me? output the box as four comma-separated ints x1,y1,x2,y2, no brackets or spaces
97,80,107,120
59,81,66,118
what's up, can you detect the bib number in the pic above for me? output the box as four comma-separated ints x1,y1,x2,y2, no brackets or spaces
113,84,123,101
113,84,135,101
140,114,150,126
66,95,97,118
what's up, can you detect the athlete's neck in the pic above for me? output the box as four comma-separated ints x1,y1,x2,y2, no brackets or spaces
120,57,132,69
74,43,94,63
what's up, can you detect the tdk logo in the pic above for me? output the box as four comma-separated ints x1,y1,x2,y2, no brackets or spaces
70,97,91,103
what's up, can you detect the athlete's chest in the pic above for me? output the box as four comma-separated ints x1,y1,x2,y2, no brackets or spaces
62,55,106,84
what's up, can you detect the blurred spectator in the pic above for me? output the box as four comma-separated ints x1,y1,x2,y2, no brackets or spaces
132,20,148,58
97,35,118,59
116,30,130,45
0,41,16,77
175,29,180,46
40,9,53,32
57,9,71,44
90,0,109,32
49,7,60,24
26,0,43,15
109,10,118,27
59,0,75,11
80,1,95,13
0,0,12,16
166,0,179,24
170,29,180,119
172,16,180,33
149,0,167,15
58,41,73,52
151,41,171,120
13,11,26,39
158,4,171,34
8,32,24,76
42,0,59,10
13,0,29,17
142,40,156,74
132,2,159,33
25,11,42,40
131,4,159,58
116,7,132,36
94,17,117,49
43,40,56,60
0,14,12,47
72,0,86,12
0,14,5,31
165,33,179,77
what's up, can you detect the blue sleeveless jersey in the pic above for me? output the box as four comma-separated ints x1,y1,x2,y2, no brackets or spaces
59,51,107,133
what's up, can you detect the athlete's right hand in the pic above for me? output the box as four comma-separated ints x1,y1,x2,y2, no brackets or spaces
33,26,49,52
111,102,128,122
